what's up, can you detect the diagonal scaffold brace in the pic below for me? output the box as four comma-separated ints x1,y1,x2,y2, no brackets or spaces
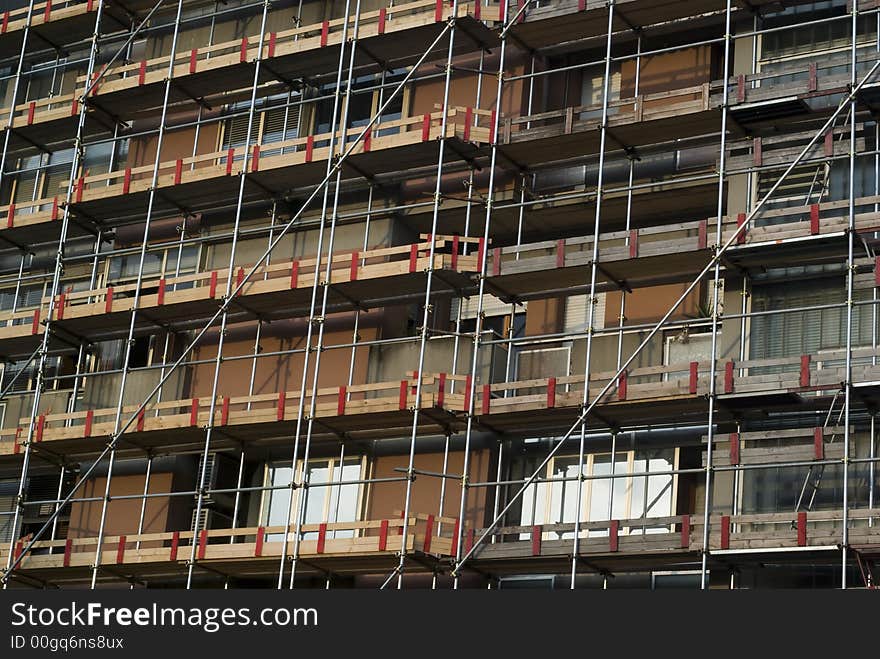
0,16,458,584
450,57,880,579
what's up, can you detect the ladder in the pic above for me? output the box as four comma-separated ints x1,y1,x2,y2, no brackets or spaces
794,389,844,513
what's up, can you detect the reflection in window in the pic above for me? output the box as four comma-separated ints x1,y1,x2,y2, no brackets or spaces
262,457,364,541
517,447,677,539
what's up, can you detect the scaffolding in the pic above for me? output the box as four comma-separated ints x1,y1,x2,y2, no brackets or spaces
0,0,878,590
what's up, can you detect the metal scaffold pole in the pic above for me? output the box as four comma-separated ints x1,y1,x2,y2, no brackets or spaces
186,0,273,589
570,0,615,590
287,0,365,590
700,0,734,591
2,0,109,589
391,0,459,591
449,4,507,593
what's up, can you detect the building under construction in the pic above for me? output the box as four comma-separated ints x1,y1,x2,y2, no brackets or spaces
0,0,878,590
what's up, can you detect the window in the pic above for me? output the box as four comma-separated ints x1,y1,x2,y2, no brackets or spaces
0,478,21,545
749,274,873,361
261,456,365,541
105,244,200,288
221,93,300,160
310,69,410,144
517,446,678,538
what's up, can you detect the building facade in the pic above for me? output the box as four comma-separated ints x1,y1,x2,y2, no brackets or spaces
0,0,877,589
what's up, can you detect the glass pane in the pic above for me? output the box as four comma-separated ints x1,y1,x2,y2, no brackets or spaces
264,465,292,541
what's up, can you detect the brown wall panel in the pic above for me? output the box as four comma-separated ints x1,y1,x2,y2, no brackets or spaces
67,472,173,540
366,449,490,528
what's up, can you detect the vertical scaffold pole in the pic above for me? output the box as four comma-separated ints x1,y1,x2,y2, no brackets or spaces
394,0,460,591
700,0,734,591
450,9,506,592
2,0,107,590
186,0,273,588
570,0,615,589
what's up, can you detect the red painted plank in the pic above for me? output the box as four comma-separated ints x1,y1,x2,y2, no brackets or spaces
198,529,208,560
477,238,486,272
209,271,218,298
320,21,329,47
409,244,419,272
492,247,501,276
116,536,126,564
317,523,327,553
399,380,408,410
138,60,147,85
240,37,248,62
810,203,820,235
729,432,740,466
337,386,347,415
26,101,35,125
350,251,359,281
435,0,443,21
556,239,565,268
190,398,199,427
720,515,730,550
547,376,556,408
481,384,491,415
378,520,389,550
464,375,473,412
51,196,59,220
609,520,619,552
629,230,639,258
680,515,690,549
753,137,762,166
221,397,230,425
531,525,542,556
157,278,166,305
451,235,460,269
251,144,260,172
70,98,78,117
363,126,372,152
689,361,698,395
421,114,431,141
736,212,746,245
169,531,180,561
437,372,446,408
36,415,45,443
255,527,265,557
277,391,286,421
267,32,276,58
226,148,235,175
824,130,833,157
489,109,497,143
290,260,299,288
736,74,745,102
31,310,40,335
63,538,72,567
463,107,473,141
378,8,386,33
724,360,734,394
56,292,66,320
698,219,707,249
800,354,810,387
465,528,475,553
84,409,94,438
617,371,627,401
122,167,131,194
814,427,824,460
189,48,198,74
136,408,145,432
